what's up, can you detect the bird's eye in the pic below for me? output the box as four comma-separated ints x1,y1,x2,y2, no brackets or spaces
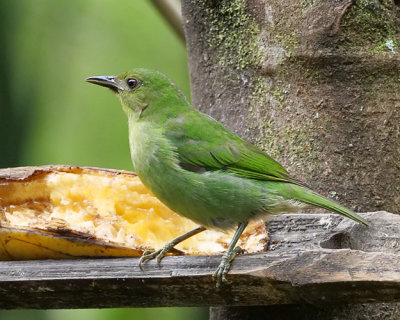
127,78,138,89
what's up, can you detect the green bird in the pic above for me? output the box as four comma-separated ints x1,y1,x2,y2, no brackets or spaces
86,69,368,287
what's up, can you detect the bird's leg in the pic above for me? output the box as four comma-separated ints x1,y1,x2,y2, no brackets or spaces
213,222,248,288
139,226,206,265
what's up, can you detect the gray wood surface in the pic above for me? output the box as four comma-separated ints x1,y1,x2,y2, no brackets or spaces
0,211,398,309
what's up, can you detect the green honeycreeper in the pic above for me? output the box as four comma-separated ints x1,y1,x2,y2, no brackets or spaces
86,69,368,287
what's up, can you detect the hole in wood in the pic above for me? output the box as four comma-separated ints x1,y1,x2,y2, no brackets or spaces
320,232,353,249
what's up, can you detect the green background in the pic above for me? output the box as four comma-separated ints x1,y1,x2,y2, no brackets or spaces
0,0,207,319
0,0,190,169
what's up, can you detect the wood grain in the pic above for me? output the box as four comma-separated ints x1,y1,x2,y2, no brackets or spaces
0,211,398,309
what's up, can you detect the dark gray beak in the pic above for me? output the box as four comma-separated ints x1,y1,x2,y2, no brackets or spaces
85,75,120,92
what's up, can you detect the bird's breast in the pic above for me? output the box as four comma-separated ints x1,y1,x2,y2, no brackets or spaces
126,121,283,230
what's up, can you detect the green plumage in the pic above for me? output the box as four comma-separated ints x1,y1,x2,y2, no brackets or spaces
86,68,368,286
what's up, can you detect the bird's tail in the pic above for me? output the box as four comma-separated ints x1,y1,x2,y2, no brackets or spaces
288,184,368,225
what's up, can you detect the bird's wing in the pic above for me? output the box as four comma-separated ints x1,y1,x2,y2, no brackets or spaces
164,111,299,184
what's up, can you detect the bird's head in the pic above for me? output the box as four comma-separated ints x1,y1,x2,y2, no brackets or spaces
86,68,189,121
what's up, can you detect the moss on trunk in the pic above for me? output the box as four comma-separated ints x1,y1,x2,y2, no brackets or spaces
183,0,400,318
183,0,400,214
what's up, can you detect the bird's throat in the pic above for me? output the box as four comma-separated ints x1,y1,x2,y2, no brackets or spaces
128,120,180,180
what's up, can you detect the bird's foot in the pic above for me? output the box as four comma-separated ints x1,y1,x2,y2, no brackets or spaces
139,242,175,266
213,246,244,288
138,226,206,269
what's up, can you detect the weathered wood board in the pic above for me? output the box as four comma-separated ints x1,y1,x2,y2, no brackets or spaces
0,211,398,309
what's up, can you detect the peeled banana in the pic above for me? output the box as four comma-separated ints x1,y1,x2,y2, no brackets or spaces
0,166,268,260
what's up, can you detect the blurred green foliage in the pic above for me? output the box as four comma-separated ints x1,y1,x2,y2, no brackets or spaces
0,0,207,319
0,308,208,320
0,0,190,169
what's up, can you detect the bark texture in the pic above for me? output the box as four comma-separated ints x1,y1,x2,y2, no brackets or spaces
182,0,400,213
181,0,400,318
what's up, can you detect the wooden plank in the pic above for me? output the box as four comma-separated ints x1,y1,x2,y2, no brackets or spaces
0,211,398,309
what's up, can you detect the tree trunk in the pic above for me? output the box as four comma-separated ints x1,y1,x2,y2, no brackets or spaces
181,0,400,318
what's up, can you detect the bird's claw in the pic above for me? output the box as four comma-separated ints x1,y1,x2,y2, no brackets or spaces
139,244,174,267
213,246,244,288
213,259,231,288
139,249,161,265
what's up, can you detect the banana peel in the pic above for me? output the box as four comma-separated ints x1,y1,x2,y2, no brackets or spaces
0,166,268,260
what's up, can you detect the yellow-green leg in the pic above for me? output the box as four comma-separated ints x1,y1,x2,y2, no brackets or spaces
213,222,248,288
139,226,206,265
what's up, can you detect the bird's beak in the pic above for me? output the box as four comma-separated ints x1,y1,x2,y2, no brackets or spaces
85,75,121,93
